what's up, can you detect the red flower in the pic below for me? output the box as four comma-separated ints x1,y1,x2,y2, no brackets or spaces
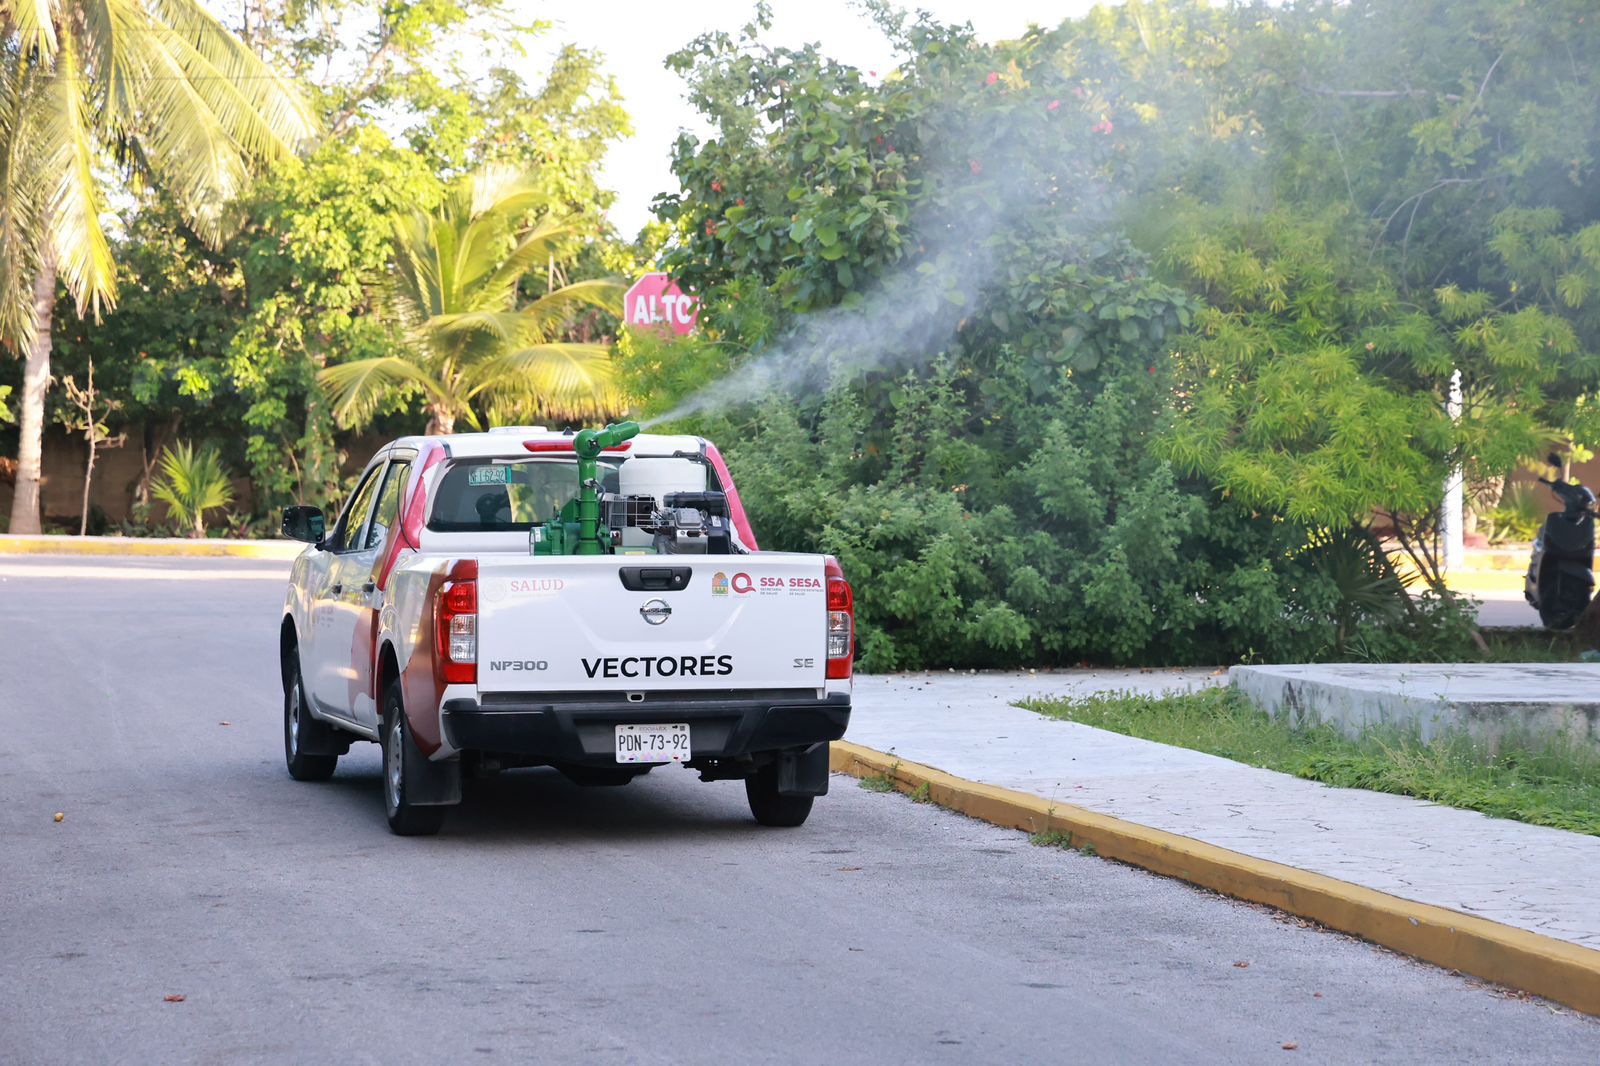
1046,99,1061,112
704,219,717,236
710,180,723,193
736,198,745,206
985,72,999,86
969,160,982,175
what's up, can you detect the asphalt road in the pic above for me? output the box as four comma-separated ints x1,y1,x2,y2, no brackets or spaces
1473,588,1541,628
3,554,1597,1064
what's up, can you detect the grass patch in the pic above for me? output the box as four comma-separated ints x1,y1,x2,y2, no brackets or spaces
1029,828,1074,848
1028,827,1099,857
858,761,900,793
1476,628,1590,663
1020,687,1600,836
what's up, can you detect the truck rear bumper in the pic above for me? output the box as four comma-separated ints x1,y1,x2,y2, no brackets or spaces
441,690,850,765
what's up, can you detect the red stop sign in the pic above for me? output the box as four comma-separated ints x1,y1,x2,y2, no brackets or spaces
624,273,698,335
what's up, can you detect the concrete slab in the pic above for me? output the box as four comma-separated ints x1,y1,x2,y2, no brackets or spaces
849,671,1600,952
1232,663,1600,752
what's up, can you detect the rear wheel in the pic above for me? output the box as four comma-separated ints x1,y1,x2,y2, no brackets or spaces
284,663,338,782
745,764,814,827
382,684,446,837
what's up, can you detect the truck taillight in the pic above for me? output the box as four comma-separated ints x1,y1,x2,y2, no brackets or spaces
825,558,853,680
436,578,477,684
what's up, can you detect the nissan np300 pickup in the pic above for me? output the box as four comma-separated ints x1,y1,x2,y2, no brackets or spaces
278,422,853,835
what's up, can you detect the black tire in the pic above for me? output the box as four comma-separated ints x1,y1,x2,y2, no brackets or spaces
381,683,445,837
284,660,338,782
745,764,814,827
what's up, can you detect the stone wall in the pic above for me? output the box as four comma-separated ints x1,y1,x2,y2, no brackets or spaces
0,425,387,528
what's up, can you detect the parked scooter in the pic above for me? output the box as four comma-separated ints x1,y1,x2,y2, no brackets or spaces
1524,453,1596,630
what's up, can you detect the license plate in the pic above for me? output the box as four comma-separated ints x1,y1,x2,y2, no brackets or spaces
615,723,691,764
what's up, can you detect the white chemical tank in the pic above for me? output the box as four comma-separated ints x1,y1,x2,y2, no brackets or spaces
617,458,708,550
619,457,706,505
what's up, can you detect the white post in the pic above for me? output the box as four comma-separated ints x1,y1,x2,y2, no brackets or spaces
1441,369,1464,574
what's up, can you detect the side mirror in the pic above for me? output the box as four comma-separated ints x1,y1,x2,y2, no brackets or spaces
282,505,326,545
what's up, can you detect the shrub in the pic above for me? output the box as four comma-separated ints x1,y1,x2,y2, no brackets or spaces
1481,483,1545,545
150,442,235,538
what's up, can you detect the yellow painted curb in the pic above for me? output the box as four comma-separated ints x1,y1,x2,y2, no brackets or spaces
0,535,301,560
831,740,1600,1017
1443,571,1525,595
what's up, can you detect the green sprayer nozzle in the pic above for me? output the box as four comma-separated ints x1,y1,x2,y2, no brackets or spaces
574,420,641,459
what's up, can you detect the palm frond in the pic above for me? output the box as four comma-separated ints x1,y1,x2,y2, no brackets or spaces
40,26,116,317
120,23,253,244
426,310,532,343
319,356,447,429
469,164,545,218
478,214,582,306
516,278,624,339
4,0,59,57
463,342,623,418
452,177,552,303
143,0,316,151
0,53,45,350
387,212,443,326
116,0,313,244
78,0,151,133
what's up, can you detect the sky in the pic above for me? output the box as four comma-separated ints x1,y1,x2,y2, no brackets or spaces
531,1,1098,237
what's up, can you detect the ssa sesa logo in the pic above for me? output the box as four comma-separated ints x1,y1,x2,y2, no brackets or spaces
712,571,729,596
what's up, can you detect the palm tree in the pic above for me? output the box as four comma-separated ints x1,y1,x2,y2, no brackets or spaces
320,168,625,435
149,440,233,538
1,0,313,534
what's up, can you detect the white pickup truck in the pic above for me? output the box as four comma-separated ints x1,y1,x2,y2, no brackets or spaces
278,423,853,835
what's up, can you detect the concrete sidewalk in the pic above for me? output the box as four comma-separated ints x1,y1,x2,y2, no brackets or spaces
848,671,1600,953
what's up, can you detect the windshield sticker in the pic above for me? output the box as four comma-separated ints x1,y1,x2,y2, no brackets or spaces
468,466,509,486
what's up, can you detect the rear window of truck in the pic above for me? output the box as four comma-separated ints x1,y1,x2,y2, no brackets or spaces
428,458,623,532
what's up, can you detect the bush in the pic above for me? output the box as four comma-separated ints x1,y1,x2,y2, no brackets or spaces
150,442,235,538
1481,483,1544,545
691,348,1474,671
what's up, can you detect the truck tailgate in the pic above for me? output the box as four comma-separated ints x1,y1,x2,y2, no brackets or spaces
474,556,828,693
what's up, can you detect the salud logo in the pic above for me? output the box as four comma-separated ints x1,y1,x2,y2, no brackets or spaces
712,571,729,596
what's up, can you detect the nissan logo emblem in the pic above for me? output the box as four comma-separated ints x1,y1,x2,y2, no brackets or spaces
640,599,672,625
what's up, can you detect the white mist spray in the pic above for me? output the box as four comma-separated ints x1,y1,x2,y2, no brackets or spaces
638,118,1106,429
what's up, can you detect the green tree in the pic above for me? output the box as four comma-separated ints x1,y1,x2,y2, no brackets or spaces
319,168,624,435
48,197,253,514
14,4,634,519
0,0,313,533
637,12,1361,668
226,127,443,508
